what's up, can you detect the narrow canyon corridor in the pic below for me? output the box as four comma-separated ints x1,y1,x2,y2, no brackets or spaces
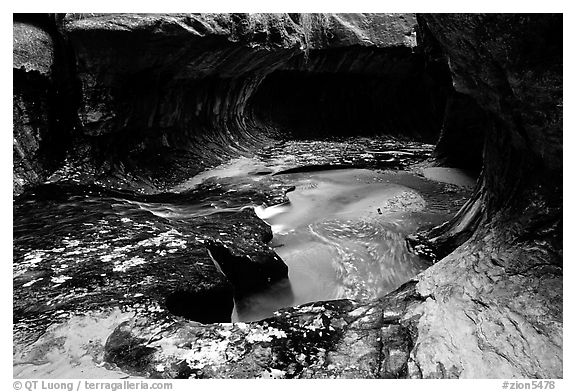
13,13,562,379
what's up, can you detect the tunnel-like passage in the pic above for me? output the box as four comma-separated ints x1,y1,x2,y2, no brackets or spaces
249,47,450,142
13,13,562,379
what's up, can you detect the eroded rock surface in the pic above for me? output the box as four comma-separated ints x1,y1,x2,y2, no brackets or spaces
406,14,562,377
13,184,287,346
35,13,428,193
13,13,562,379
102,283,422,379
13,22,55,194
409,239,562,378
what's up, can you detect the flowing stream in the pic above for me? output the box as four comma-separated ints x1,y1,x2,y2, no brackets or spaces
14,138,473,330
235,168,468,321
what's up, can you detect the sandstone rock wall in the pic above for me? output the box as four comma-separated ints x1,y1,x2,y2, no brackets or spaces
13,13,429,194
13,21,56,194
405,14,563,378
12,13,562,379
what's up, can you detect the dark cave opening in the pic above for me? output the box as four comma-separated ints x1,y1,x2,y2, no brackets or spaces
251,70,443,142
249,47,452,144
432,92,487,173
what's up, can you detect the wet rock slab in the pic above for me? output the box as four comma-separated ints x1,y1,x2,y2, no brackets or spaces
15,136,558,379
13,137,467,378
257,136,434,173
103,282,422,379
101,233,562,379
13,183,287,349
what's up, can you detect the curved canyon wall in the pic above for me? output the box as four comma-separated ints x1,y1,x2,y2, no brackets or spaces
14,13,452,193
12,13,562,378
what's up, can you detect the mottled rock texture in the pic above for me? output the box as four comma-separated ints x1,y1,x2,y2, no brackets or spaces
13,13,562,379
13,21,55,194
103,284,422,378
13,16,79,195
13,183,288,343
406,14,562,377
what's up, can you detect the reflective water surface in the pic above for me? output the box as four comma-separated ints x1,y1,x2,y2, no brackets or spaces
14,138,472,326
235,168,468,321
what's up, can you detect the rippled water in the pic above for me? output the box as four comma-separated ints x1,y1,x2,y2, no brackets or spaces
234,168,468,321
14,137,472,329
